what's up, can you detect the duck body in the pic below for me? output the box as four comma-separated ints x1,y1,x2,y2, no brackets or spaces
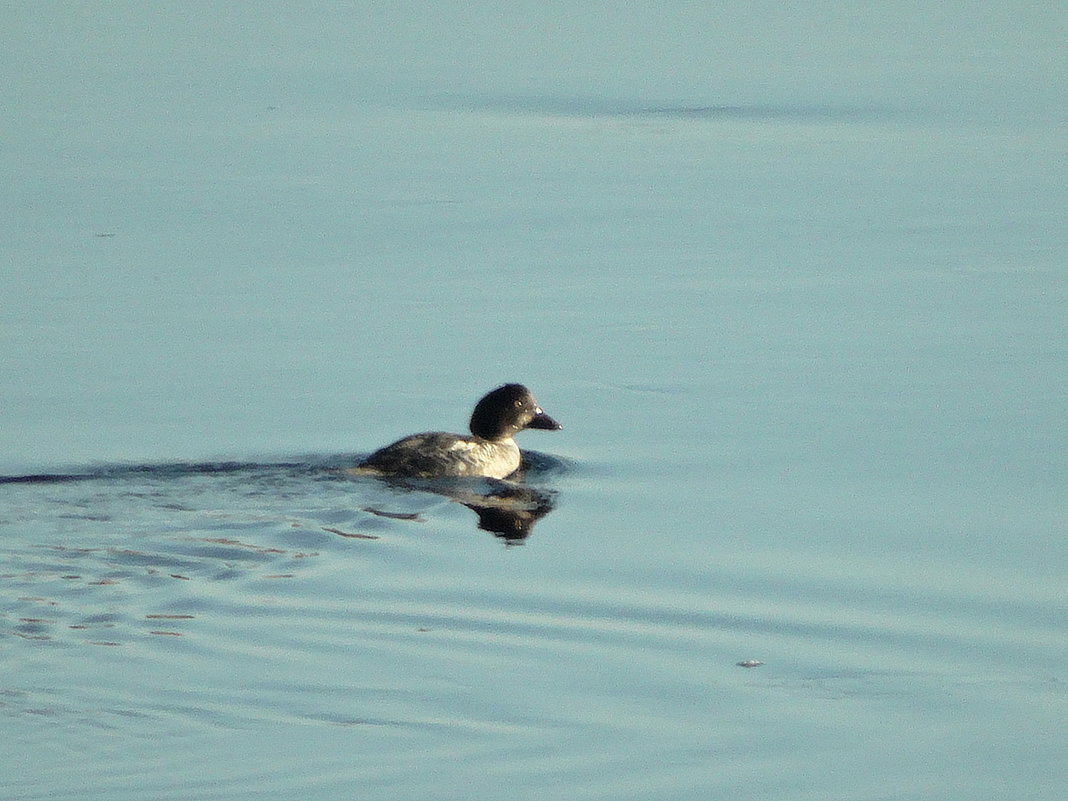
357,384,561,480
358,431,522,479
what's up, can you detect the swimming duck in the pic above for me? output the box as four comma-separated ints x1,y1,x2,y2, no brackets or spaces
356,384,561,479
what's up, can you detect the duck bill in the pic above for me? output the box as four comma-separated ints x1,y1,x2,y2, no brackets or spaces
527,408,562,431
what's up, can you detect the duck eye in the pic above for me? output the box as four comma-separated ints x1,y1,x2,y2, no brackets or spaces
514,399,523,408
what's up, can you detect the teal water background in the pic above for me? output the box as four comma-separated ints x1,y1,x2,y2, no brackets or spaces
3,5,1067,800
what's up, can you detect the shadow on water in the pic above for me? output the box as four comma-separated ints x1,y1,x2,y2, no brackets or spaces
0,451,565,543
415,91,897,122
0,451,566,654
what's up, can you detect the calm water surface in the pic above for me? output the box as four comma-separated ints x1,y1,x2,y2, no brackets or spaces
4,6,1068,800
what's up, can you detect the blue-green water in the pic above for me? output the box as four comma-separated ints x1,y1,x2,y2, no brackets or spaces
3,5,1067,800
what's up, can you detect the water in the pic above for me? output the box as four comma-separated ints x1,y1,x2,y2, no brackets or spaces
3,5,1067,800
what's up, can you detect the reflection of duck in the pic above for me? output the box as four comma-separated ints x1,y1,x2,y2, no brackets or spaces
354,384,561,480
365,473,558,543
446,479,556,543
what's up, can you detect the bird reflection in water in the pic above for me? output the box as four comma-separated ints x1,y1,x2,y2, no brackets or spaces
365,475,556,543
357,453,562,543
440,478,555,543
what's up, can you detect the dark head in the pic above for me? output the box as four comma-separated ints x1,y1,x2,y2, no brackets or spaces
468,384,562,441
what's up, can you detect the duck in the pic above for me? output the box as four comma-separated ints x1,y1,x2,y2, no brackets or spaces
355,384,561,479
